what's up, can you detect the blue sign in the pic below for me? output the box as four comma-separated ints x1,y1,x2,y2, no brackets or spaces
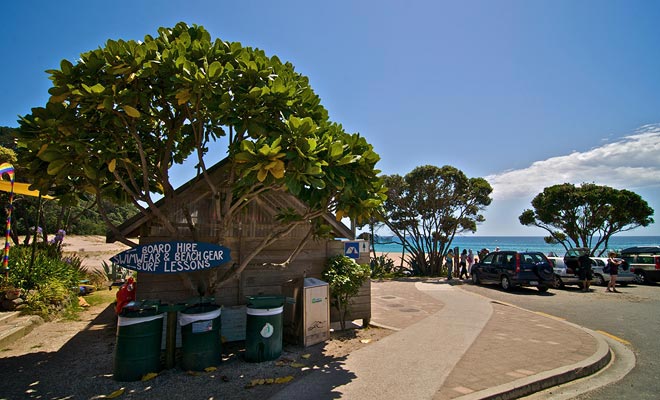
344,242,360,259
110,241,231,274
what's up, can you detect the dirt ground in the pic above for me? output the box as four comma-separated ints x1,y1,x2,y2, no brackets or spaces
0,236,392,399
60,234,131,273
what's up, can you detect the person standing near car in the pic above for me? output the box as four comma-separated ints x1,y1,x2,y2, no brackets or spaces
446,249,454,281
459,249,468,279
578,251,593,292
606,251,623,293
467,249,475,277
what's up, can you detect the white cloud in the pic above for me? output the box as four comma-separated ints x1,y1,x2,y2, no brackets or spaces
486,124,660,201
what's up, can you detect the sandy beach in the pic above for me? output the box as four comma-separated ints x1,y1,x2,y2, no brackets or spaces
374,251,405,266
59,235,131,272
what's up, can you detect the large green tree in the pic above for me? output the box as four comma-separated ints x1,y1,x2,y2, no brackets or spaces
2,127,136,240
16,23,386,288
519,183,654,256
380,165,492,276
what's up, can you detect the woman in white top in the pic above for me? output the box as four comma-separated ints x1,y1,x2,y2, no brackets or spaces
467,249,475,277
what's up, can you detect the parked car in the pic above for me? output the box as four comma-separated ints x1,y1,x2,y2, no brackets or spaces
547,256,581,288
620,246,660,284
591,257,637,286
471,251,554,293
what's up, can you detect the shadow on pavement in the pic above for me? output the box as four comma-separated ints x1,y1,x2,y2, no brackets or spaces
0,304,116,399
0,303,359,400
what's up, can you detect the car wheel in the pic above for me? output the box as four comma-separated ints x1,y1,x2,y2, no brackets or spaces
538,286,549,293
553,275,564,289
594,274,606,286
500,276,512,291
471,272,480,285
635,271,649,285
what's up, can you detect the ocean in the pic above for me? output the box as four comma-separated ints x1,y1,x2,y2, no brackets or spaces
372,236,660,256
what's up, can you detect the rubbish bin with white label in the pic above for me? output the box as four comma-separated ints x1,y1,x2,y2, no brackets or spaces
245,295,285,362
113,301,165,381
179,303,222,371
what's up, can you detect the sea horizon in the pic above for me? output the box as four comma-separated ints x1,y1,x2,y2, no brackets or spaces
371,235,660,256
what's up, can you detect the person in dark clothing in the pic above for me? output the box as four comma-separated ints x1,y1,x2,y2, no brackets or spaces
606,251,623,293
459,249,468,279
578,252,593,292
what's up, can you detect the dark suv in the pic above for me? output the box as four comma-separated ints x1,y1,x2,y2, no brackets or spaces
471,251,554,293
620,246,660,284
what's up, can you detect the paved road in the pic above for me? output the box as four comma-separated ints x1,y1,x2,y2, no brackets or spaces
461,281,660,400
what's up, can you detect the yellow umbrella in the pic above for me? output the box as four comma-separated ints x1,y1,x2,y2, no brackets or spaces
0,181,55,199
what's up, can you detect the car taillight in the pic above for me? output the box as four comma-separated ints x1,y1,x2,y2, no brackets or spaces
515,253,521,273
655,256,660,270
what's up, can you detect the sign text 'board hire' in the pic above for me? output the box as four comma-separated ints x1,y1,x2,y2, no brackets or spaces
110,241,231,274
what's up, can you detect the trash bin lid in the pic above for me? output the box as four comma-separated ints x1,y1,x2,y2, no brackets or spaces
182,303,220,315
119,300,160,318
246,295,285,309
304,277,327,288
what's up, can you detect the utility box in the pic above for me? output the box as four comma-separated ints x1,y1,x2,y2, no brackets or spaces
282,277,330,347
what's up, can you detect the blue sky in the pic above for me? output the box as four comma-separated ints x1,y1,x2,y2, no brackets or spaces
2,1,659,236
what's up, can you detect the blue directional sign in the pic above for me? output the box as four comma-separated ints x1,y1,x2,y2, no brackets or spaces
344,241,360,259
110,241,231,274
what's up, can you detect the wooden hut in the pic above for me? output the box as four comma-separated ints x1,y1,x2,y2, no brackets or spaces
107,159,371,339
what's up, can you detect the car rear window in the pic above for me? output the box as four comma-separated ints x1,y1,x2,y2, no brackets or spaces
522,253,547,263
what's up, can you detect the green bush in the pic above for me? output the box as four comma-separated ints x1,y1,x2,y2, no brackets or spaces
6,245,81,290
323,255,370,330
23,279,77,319
370,255,396,278
4,244,83,319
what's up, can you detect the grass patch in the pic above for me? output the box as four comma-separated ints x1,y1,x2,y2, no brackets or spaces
62,288,116,321
84,288,116,307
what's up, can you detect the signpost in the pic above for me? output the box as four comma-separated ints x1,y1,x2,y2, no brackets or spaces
111,241,231,274
344,241,368,259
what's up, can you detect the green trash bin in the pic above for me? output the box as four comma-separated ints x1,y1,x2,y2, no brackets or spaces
113,302,164,381
179,303,222,371
245,295,285,362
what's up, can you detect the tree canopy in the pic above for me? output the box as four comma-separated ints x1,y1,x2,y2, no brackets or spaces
519,183,654,256
0,127,134,240
16,23,386,288
380,165,492,275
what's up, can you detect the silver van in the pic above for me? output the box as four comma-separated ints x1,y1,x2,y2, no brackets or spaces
620,246,660,284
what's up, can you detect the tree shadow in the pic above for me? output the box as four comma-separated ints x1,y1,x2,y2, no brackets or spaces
0,304,359,400
0,304,117,399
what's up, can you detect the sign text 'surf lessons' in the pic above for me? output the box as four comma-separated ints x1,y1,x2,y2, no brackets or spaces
110,241,231,274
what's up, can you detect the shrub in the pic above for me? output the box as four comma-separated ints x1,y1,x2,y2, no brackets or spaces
24,279,77,319
6,245,81,290
4,244,82,318
323,255,371,330
370,254,395,278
